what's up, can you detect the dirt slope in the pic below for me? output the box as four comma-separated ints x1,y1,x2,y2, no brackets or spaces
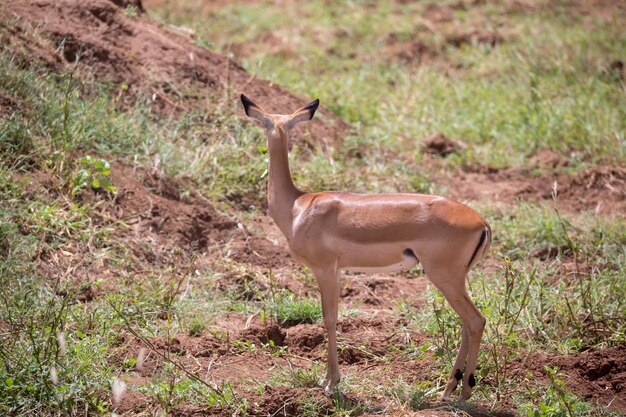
1,0,349,148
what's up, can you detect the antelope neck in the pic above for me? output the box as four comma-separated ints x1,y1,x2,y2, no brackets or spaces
267,125,301,240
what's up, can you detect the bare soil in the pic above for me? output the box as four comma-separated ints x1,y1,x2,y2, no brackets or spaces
511,346,626,413
438,158,626,217
0,0,349,149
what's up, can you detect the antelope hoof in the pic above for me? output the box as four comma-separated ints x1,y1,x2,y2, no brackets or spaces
319,378,338,396
459,387,472,402
441,382,457,402
458,373,476,401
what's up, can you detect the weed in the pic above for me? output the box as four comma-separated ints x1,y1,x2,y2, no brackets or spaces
519,367,594,417
271,362,324,389
187,318,205,337
72,155,115,197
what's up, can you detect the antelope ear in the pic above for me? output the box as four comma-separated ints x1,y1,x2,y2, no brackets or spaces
286,99,319,128
241,94,271,127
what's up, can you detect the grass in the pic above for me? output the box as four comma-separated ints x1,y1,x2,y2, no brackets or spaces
1,0,625,416
151,0,626,170
266,291,323,327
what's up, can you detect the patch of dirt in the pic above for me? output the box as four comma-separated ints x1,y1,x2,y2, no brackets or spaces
439,162,626,216
246,386,334,417
228,235,297,269
111,313,440,415
446,29,504,48
0,92,19,118
384,36,437,65
338,316,425,358
568,0,626,21
341,275,427,309
105,164,236,250
286,315,427,364
1,0,349,149
114,389,151,416
518,346,626,413
422,133,467,157
286,324,326,357
102,163,296,269
215,272,267,301
423,4,456,23
239,323,287,347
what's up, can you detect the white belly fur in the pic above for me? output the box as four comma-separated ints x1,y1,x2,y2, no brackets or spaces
344,253,418,274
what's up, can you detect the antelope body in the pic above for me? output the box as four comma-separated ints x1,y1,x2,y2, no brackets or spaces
241,94,491,401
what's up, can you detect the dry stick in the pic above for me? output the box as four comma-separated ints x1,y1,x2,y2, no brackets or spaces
108,301,229,400
164,249,199,309
552,190,598,341
506,267,535,337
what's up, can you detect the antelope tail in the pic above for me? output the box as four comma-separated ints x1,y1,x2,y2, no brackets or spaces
467,225,491,270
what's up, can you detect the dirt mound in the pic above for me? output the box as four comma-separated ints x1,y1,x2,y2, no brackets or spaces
238,323,286,347
440,163,626,216
446,29,504,48
103,163,295,270
385,36,436,65
545,346,626,413
556,166,626,214
1,0,349,148
422,133,467,157
106,164,236,250
286,324,326,356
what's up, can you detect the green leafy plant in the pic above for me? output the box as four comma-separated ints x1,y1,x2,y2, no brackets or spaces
72,155,115,196
520,367,592,417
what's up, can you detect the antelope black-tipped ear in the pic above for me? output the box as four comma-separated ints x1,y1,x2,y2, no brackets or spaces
286,98,320,128
240,94,271,126
240,94,255,117
304,99,320,119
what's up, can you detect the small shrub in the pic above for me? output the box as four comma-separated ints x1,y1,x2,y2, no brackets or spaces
72,155,115,197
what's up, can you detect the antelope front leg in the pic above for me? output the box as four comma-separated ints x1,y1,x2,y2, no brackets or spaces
312,265,341,395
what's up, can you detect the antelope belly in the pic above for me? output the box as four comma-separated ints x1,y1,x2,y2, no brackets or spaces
343,252,418,274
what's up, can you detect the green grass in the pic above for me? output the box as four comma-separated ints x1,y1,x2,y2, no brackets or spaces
266,291,323,327
150,0,626,170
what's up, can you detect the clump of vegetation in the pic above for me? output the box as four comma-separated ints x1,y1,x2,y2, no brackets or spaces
266,291,322,327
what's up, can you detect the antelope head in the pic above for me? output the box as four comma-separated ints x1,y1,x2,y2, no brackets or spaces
240,93,319,150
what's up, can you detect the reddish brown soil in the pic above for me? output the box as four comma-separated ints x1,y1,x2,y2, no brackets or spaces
438,158,626,217
0,0,349,149
512,346,626,413
112,314,439,415
104,163,296,269
422,134,467,157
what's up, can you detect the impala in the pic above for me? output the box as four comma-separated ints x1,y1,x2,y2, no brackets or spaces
240,94,491,401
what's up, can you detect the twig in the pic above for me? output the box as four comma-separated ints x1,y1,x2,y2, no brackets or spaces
108,300,227,398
